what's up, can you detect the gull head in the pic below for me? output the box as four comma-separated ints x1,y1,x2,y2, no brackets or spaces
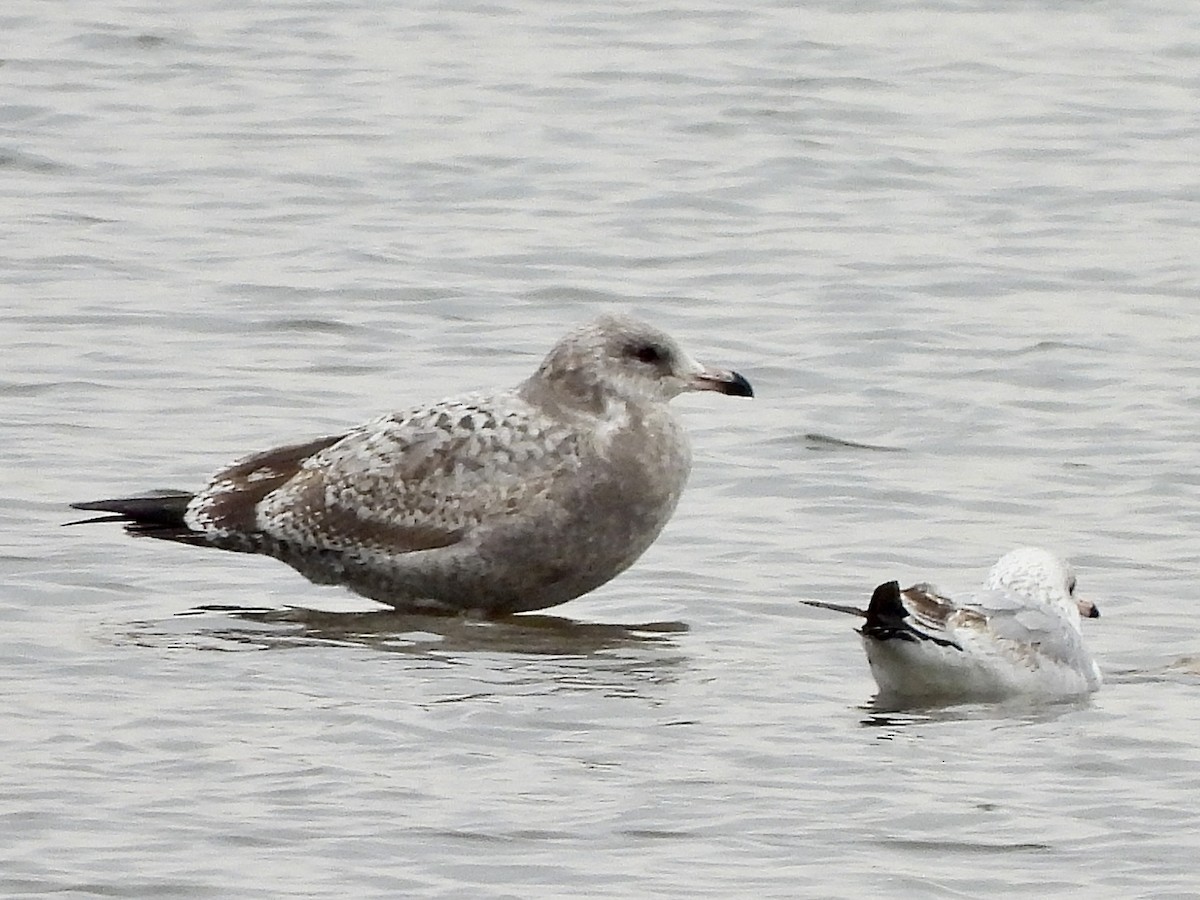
985,546,1098,623
526,313,753,410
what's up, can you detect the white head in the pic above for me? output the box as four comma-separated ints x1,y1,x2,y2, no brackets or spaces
985,547,1098,622
524,314,753,410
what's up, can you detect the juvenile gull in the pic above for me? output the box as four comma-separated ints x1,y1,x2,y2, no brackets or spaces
805,548,1102,703
69,314,753,615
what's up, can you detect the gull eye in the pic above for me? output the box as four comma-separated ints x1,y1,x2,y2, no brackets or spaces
631,343,666,365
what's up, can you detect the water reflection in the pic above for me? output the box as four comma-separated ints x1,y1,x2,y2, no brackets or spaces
114,605,690,696
138,604,687,654
1165,656,1200,678
858,693,1093,733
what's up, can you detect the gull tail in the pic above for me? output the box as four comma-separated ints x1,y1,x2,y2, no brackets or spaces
66,490,202,543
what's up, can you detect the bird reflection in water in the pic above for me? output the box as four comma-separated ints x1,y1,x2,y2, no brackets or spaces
857,692,1093,735
175,605,687,655
119,604,689,695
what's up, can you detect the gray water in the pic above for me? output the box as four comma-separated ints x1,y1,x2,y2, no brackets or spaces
3,0,1199,896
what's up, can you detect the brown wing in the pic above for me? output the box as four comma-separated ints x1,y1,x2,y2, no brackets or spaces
250,400,583,560
860,581,981,649
263,467,466,554
189,434,346,534
193,429,472,556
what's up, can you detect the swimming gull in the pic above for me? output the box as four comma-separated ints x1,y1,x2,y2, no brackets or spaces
804,547,1102,703
68,314,753,615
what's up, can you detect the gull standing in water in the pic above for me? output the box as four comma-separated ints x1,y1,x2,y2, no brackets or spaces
69,314,753,615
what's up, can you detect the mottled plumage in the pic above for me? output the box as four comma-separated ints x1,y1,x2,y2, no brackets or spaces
69,314,753,615
805,548,1102,703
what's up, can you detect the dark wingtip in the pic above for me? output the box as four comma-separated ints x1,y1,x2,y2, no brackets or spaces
63,513,134,526
801,599,867,617
866,581,903,616
66,491,194,527
861,580,909,641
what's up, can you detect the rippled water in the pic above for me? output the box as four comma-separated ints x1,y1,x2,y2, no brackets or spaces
4,0,1200,896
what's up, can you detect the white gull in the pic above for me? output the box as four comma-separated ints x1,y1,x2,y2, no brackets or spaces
69,314,753,615
806,547,1102,703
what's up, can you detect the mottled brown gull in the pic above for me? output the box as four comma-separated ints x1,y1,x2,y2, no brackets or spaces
68,314,753,615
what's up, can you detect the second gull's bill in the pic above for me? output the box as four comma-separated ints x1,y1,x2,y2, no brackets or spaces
805,547,1103,703
69,314,753,615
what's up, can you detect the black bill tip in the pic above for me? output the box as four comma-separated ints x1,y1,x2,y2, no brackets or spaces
723,370,754,398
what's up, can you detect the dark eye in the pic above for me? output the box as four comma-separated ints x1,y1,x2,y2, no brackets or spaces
1067,576,1077,595
631,343,665,364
